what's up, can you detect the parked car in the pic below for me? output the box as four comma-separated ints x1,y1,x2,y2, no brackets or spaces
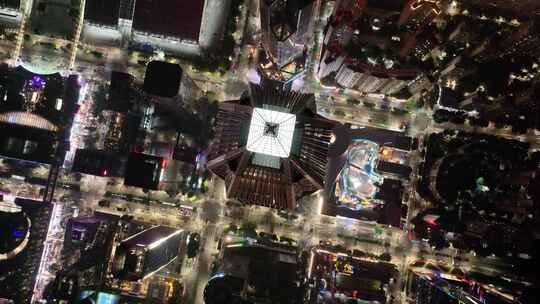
186,233,201,258
98,199,111,208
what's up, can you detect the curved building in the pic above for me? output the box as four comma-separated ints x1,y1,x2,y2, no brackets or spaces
0,198,53,303
0,202,31,261
207,84,336,210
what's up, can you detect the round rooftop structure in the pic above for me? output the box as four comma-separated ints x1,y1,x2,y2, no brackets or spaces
0,204,31,261
203,275,236,304
0,111,58,132
19,54,64,76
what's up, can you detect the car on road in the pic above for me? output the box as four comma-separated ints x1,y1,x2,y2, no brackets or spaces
116,206,128,212
258,232,278,242
98,199,111,208
58,194,71,202
131,196,144,203
186,232,201,259
225,200,242,208
279,236,297,245
319,240,333,248
277,210,299,222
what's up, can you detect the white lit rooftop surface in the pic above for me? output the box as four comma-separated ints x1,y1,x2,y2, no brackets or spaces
247,107,296,158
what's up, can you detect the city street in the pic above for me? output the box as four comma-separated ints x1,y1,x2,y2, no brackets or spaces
0,0,533,303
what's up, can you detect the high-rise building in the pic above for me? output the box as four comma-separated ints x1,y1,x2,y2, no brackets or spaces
318,0,436,95
204,237,301,304
45,213,120,303
112,226,182,281
409,272,461,304
143,61,202,102
260,0,315,65
207,84,336,210
123,152,166,190
72,149,122,177
406,271,517,304
258,0,315,86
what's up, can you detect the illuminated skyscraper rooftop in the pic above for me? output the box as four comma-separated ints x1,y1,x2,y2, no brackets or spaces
208,84,338,210
247,107,296,158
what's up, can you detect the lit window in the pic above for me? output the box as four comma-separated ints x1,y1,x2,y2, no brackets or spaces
55,98,63,110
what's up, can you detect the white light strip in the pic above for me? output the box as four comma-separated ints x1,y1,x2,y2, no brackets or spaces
32,202,63,303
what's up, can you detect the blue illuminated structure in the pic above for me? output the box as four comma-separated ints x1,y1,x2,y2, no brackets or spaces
79,290,120,304
12,229,25,238
29,75,46,89
335,139,384,210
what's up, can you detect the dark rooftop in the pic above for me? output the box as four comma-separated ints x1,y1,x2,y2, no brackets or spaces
351,126,413,151
375,178,404,227
84,0,120,26
143,61,183,98
72,149,121,177
367,0,404,11
214,245,302,304
108,71,134,112
376,161,412,179
123,152,163,190
132,0,205,41
0,0,20,9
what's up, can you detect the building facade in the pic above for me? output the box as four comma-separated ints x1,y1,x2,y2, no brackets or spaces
112,226,182,281
318,0,440,96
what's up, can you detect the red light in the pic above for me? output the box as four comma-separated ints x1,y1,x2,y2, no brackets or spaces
426,218,437,226
161,158,168,169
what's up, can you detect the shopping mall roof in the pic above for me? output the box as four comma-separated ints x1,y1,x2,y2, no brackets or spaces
84,0,120,26
133,0,205,41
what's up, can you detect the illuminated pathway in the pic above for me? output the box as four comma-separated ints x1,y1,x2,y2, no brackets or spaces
11,0,29,62
31,202,66,303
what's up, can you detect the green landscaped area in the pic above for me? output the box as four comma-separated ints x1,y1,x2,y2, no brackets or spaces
28,0,79,39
